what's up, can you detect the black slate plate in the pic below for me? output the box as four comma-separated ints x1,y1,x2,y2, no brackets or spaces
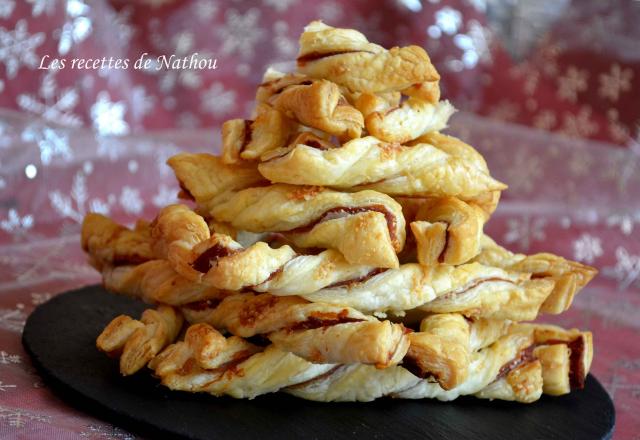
23,285,615,440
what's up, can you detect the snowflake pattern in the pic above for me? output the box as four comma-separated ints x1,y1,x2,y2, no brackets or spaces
90,92,130,136
49,169,112,223
146,29,214,93
599,64,633,102
26,0,56,16
0,405,51,428
17,72,82,128
603,247,640,290
152,184,178,208
263,0,298,12
503,215,546,251
194,0,218,21
0,19,45,79
606,212,640,236
79,423,136,439
0,0,15,18
119,187,144,215
216,9,265,59
0,209,34,236
557,66,588,103
201,82,237,117
317,1,343,22
56,0,92,55
21,124,73,165
0,305,26,333
573,234,603,264
533,110,556,130
0,351,21,365
561,107,598,138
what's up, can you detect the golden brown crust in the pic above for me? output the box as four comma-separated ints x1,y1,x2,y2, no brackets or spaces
96,305,183,375
221,105,297,164
474,236,597,314
270,79,364,140
209,184,405,268
166,153,266,213
81,213,154,270
297,21,439,96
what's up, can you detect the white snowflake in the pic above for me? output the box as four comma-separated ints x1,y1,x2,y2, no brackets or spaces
152,184,178,208
0,351,21,365
487,100,520,122
216,8,265,58
0,380,16,393
533,110,556,130
503,215,546,251
263,0,298,12
194,0,218,20
572,234,603,264
91,92,129,136
557,66,588,103
603,247,640,290
0,0,15,18
0,405,51,428
31,292,52,305
317,1,343,22
201,82,236,117
568,150,593,177
606,212,640,236
561,107,598,138
79,423,135,439
17,72,82,128
56,0,92,55
0,19,45,79
130,86,156,120
435,6,462,35
26,0,55,16
0,305,26,332
453,20,492,69
146,30,214,93
272,21,297,58
177,112,200,129
598,64,633,102
119,187,144,214
99,5,135,48
0,209,34,236
49,170,113,223
503,151,541,193
21,124,73,165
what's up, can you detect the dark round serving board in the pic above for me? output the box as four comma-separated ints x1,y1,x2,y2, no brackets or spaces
23,285,615,440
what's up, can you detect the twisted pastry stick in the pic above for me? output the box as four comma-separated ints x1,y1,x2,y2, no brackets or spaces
258,136,505,200
221,104,297,164
96,305,183,375
473,235,597,314
410,197,487,266
257,74,364,140
166,153,266,213
180,292,409,368
209,184,406,268
81,213,154,270
101,260,230,306
297,21,440,101
357,94,454,143
148,323,590,402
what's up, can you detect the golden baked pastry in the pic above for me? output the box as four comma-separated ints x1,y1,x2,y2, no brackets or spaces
81,213,154,270
221,104,297,164
474,235,597,314
208,184,406,268
96,305,183,375
258,136,505,200
84,19,596,406
180,292,409,367
297,21,440,101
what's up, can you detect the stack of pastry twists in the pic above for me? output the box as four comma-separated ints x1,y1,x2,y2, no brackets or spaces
85,21,597,404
